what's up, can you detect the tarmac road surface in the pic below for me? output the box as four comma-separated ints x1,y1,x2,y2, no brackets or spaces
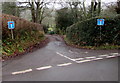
2,35,120,81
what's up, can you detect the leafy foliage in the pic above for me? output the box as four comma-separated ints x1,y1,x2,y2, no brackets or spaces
66,15,120,46
2,14,45,56
3,29,44,56
55,8,74,34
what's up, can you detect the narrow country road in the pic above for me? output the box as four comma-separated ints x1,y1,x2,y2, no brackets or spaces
2,35,120,81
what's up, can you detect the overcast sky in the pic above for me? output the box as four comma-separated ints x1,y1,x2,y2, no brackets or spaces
47,0,117,9
2,0,117,9
16,0,117,5
16,0,117,3
84,0,117,5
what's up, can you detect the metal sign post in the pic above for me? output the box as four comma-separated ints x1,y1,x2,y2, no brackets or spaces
11,29,14,39
8,21,15,39
97,19,104,40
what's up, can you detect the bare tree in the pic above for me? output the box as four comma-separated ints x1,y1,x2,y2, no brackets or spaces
90,0,101,17
116,0,120,14
19,0,54,24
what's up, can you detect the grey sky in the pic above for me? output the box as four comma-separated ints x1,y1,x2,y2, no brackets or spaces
16,0,117,3
2,0,117,9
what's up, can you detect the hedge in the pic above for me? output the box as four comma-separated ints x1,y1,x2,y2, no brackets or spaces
66,15,120,46
1,14,45,56
1,14,44,39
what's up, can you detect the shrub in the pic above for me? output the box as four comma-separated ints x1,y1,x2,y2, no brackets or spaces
55,8,74,33
66,15,120,46
1,14,44,39
1,14,45,56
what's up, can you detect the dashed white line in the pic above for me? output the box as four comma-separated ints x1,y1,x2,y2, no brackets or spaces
36,66,52,70
91,58,103,61
57,63,72,67
110,53,119,55
76,60,91,63
56,52,75,62
69,50,88,54
99,54,109,57
106,55,117,58
12,69,32,75
85,56,96,59
84,52,88,54
71,58,84,61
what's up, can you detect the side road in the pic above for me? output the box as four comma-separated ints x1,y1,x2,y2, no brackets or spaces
2,35,119,81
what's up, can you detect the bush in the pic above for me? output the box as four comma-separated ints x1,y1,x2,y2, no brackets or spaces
2,29,45,56
55,8,74,33
66,15,120,46
1,14,45,56
43,24,49,33
1,14,44,39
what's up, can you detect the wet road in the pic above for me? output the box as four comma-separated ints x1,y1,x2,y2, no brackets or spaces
2,35,120,81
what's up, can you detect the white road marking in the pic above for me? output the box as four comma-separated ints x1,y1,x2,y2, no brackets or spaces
69,50,88,54
71,58,84,61
69,50,79,54
85,56,96,59
11,52,119,75
57,63,72,67
91,58,103,61
56,52,75,62
99,54,109,57
106,55,117,58
110,53,119,55
36,66,52,70
84,52,88,54
12,69,32,75
76,60,91,63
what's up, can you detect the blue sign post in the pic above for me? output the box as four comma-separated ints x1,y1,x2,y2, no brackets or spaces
8,21,15,29
97,19,105,40
8,21,15,39
97,19,104,26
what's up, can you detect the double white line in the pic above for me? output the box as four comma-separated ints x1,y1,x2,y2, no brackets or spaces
12,52,119,75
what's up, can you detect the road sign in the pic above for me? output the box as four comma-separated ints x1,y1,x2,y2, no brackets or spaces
7,21,15,39
97,19,104,26
8,21,15,29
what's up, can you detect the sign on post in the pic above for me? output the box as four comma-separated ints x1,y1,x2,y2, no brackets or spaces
97,19,104,26
8,21,15,29
97,19,105,40
7,21,15,39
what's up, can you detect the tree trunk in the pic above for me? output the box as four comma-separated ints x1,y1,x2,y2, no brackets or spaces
91,0,94,17
98,0,101,16
83,0,87,18
116,0,120,14
31,2,36,22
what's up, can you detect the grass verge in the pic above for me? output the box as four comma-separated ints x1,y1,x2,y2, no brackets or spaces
63,35,120,50
2,31,49,60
